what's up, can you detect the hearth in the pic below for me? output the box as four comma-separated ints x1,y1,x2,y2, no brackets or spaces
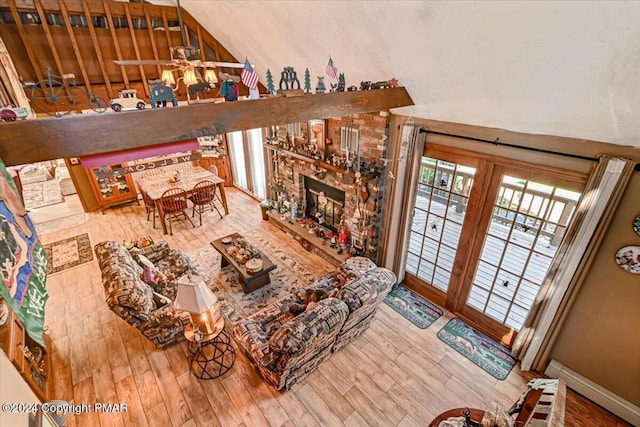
304,176,345,232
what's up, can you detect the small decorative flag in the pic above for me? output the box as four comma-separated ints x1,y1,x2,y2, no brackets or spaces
241,58,258,89
326,56,337,80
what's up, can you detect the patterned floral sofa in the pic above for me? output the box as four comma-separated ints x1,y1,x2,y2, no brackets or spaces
233,258,396,390
94,240,197,348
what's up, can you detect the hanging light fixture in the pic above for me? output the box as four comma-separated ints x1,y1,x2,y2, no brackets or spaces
183,68,198,86
204,69,218,85
161,69,176,85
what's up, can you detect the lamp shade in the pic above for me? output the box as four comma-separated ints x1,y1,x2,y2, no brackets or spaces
183,69,198,86
204,69,218,84
174,275,217,313
161,69,176,85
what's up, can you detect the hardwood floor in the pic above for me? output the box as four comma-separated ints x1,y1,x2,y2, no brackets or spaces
38,188,630,426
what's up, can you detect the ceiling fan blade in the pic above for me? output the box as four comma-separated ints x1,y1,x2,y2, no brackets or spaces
199,61,246,69
114,59,174,66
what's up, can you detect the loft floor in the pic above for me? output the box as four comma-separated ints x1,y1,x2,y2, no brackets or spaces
38,188,630,426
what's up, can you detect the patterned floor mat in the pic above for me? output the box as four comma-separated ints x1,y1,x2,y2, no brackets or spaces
384,283,443,329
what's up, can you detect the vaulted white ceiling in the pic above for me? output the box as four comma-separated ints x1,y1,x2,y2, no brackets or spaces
158,1,640,147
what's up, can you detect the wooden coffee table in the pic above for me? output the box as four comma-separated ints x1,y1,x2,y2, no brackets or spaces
211,233,277,293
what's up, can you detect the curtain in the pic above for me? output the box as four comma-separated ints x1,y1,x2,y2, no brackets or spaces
513,156,635,371
383,120,426,282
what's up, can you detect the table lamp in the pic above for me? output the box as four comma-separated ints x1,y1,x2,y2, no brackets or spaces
174,275,221,335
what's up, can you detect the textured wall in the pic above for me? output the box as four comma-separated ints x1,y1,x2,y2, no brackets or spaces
175,1,640,146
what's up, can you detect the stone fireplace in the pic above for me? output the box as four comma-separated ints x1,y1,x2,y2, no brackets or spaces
266,111,391,264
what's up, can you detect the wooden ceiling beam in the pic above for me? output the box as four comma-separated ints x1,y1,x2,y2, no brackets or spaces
7,0,44,82
82,0,112,98
103,0,129,89
58,0,92,93
0,87,414,166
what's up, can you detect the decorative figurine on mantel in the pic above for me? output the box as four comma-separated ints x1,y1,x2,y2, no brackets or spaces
315,76,326,94
337,73,346,92
304,68,311,93
278,67,303,96
219,72,240,101
266,69,276,94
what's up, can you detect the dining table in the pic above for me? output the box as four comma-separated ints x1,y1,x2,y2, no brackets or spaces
137,166,228,234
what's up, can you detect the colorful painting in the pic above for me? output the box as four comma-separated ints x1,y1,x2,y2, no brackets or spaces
0,158,49,346
615,245,640,274
634,214,640,237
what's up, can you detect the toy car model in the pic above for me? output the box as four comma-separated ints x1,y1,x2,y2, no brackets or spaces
0,104,30,121
110,89,146,111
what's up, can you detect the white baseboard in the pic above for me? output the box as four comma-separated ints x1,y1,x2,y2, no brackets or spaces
545,359,640,426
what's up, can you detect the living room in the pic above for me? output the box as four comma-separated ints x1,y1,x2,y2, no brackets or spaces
1,1,639,426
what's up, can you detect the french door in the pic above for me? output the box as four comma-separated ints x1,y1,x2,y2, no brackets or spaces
404,145,584,345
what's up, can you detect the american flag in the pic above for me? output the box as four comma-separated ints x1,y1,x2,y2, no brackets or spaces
241,58,258,89
326,56,337,79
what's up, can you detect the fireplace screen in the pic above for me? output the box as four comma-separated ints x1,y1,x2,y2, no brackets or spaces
304,176,345,232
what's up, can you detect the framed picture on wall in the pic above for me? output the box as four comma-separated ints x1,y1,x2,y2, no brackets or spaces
308,119,326,154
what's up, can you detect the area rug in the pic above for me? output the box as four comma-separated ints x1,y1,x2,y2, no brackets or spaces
384,284,443,329
437,318,517,380
187,229,320,324
35,212,91,235
43,233,94,275
22,180,63,210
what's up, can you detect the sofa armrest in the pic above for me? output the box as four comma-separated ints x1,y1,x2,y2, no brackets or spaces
233,318,272,364
147,303,190,327
340,267,396,312
134,241,170,263
268,297,349,355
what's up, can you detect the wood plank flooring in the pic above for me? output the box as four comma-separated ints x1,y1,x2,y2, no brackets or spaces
37,188,631,426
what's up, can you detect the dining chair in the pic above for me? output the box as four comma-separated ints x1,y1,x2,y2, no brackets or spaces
175,162,194,173
141,168,167,179
141,190,158,228
189,180,223,226
159,188,195,235
206,165,224,205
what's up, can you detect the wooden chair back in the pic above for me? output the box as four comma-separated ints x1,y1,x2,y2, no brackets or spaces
208,164,219,176
190,180,217,206
160,188,188,214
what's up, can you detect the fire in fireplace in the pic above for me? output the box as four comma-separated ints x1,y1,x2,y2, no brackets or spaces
304,176,345,232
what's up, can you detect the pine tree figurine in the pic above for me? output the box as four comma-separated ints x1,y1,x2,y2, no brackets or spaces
266,69,275,94
304,68,311,93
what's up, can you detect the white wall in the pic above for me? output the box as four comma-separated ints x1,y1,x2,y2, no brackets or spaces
0,351,41,427
171,0,639,147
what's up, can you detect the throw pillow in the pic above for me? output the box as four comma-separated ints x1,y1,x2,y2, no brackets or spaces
138,254,165,288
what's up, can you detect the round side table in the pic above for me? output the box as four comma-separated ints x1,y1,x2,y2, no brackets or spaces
184,318,236,380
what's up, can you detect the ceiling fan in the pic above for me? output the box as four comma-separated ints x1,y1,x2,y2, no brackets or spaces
113,0,245,85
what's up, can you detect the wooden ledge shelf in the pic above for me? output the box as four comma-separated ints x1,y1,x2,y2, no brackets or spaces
265,210,350,267
0,88,413,166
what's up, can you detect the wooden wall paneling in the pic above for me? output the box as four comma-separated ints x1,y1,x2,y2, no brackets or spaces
58,0,92,93
0,87,414,166
123,2,149,96
143,7,163,78
81,0,112,98
7,0,44,81
196,24,205,61
33,0,64,76
160,8,173,50
103,1,129,89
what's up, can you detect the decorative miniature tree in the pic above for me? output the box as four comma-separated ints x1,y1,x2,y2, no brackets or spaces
304,68,311,93
266,69,275,94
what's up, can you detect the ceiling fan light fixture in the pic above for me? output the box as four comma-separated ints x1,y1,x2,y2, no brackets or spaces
161,69,176,85
183,69,198,86
204,69,218,84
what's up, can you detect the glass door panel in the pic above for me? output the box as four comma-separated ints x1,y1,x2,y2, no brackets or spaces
466,175,581,331
405,157,476,293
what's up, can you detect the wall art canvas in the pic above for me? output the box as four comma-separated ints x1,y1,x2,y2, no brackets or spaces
615,245,640,274
634,214,640,236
